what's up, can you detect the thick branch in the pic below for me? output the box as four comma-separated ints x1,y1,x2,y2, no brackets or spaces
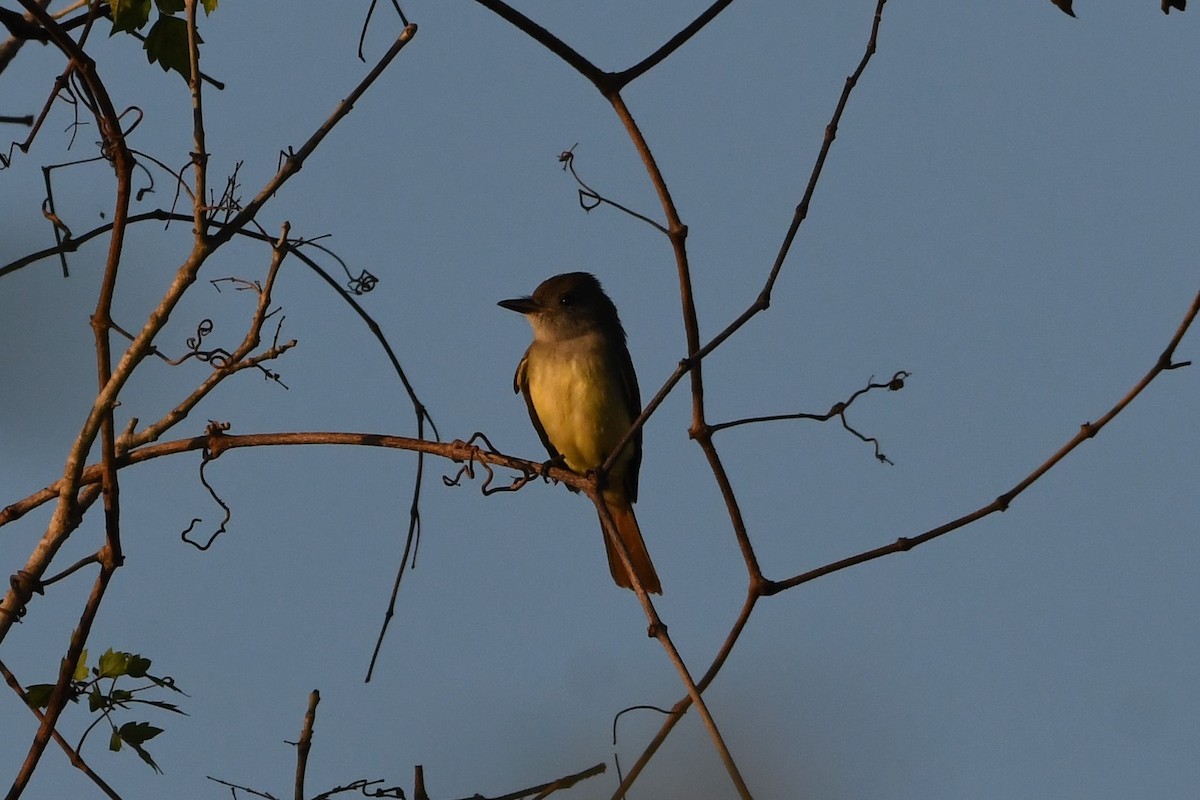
1,430,589,529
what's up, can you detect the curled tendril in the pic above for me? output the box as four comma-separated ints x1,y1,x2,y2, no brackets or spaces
133,158,156,202
612,704,678,744
710,369,911,465
610,703,682,790
351,779,406,798
358,0,410,62
347,270,378,294
180,453,231,551
839,370,911,465
3,569,41,621
558,144,667,233
163,318,233,368
117,105,144,138
40,197,73,240
441,432,540,496
292,236,379,296
186,319,214,351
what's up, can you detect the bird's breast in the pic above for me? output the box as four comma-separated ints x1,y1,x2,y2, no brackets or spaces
525,335,632,473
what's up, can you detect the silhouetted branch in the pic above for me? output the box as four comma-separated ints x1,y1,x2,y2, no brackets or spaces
294,690,319,800
767,284,1200,594
0,659,124,800
612,0,735,88
447,761,606,800
2,430,592,533
712,371,910,464
470,0,605,88
558,146,668,234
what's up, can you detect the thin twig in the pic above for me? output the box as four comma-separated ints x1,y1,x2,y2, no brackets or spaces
607,4,891,795
447,761,605,800
593,493,753,799
470,0,604,88
612,0,735,88
768,284,1200,594
7,544,119,800
206,24,418,252
613,593,758,797
0,24,421,643
0,659,124,800
693,0,889,365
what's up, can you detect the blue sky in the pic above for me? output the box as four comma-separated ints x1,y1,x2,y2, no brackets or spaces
1,2,1197,798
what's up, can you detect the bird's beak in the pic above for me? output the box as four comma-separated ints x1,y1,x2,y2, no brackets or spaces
498,296,538,314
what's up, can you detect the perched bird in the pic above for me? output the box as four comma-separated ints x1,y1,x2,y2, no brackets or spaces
499,272,662,594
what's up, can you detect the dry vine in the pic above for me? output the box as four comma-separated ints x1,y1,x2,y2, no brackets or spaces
0,1,1193,799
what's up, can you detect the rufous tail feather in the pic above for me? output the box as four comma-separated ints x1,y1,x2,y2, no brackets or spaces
599,493,661,594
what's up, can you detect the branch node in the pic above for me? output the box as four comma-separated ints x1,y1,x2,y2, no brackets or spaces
7,568,43,612
751,574,775,597
203,419,231,458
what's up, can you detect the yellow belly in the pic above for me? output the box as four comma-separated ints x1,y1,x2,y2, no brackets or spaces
526,339,632,474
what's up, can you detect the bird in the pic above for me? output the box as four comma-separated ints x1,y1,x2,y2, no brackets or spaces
499,272,662,594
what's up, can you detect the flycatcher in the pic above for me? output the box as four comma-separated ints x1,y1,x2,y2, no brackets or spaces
499,272,662,594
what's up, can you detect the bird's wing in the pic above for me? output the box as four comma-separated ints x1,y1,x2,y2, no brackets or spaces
515,346,560,462
615,340,642,504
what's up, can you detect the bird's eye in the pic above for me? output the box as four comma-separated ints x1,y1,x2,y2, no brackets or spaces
559,293,575,307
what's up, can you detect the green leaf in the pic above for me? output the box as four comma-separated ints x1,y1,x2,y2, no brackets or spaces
130,742,163,773
98,649,130,679
24,684,54,710
109,729,123,752
118,721,164,746
88,686,106,712
143,14,198,81
110,689,134,705
119,722,165,773
110,0,152,34
125,654,152,679
73,649,90,682
202,0,218,14
155,0,185,12
143,699,187,715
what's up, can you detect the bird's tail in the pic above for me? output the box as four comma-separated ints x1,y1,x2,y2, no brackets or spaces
599,492,662,594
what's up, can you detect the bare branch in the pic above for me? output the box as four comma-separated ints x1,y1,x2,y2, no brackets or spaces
613,0,736,88
711,371,911,464
0,659,124,800
7,541,120,799
446,761,606,800
207,24,418,252
470,0,605,88
294,691,319,800
1,431,591,533
558,146,668,234
767,283,1200,594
